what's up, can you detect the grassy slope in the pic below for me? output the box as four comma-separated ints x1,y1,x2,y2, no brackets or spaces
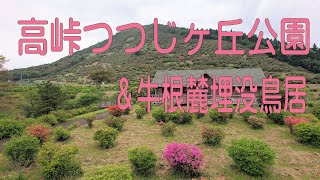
71,112,320,179
0,84,319,179
0,111,319,179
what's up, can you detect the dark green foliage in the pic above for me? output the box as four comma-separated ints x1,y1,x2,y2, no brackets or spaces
0,119,25,139
128,146,157,175
209,109,228,124
201,125,224,146
165,112,180,123
241,111,254,122
195,112,205,119
76,93,100,107
50,109,71,123
4,135,41,166
53,126,70,141
164,112,193,124
161,121,176,137
268,111,292,125
307,102,314,107
177,112,193,124
89,70,113,85
255,112,268,119
37,143,83,180
138,102,153,111
156,112,193,124
313,106,320,119
293,123,320,147
38,114,59,126
227,138,275,176
94,127,119,149
84,164,132,180
151,108,166,122
123,108,130,115
26,81,65,117
226,112,234,119
135,107,147,119
105,116,126,131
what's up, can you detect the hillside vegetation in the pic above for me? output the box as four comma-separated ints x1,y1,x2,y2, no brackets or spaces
10,24,320,84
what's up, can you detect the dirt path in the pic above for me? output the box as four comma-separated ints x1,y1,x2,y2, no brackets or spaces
58,112,109,128
0,112,109,151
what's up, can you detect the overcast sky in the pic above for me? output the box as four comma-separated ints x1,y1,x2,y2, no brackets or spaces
1,0,320,70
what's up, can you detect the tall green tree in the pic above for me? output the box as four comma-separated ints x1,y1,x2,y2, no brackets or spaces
26,81,65,117
0,55,9,81
89,70,113,86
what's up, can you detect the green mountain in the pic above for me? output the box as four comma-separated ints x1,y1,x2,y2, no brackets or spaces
10,24,320,83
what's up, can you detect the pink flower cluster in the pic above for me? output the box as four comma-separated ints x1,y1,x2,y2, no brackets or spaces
284,116,309,133
162,143,205,173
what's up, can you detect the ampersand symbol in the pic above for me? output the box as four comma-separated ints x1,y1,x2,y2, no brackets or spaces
117,77,132,110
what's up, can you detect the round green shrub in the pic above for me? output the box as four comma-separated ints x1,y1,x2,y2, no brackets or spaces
227,138,275,176
135,107,147,119
94,127,119,149
76,93,100,107
209,109,228,124
161,121,176,137
151,108,166,122
50,109,71,123
165,112,180,123
241,111,254,122
255,112,268,119
201,125,224,146
0,119,25,139
293,123,320,147
37,143,83,180
53,126,71,141
105,116,126,131
248,116,265,129
128,146,157,175
84,164,132,180
39,114,59,126
4,135,41,166
178,112,193,124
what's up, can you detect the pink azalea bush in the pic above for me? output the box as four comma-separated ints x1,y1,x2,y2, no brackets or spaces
284,116,309,133
162,143,205,175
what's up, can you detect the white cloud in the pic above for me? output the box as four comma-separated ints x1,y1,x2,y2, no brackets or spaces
1,0,319,69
